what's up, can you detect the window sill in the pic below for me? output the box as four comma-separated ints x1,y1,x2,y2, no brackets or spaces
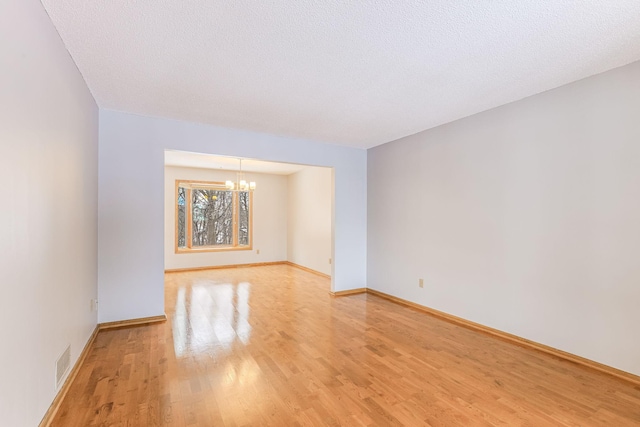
176,245,252,254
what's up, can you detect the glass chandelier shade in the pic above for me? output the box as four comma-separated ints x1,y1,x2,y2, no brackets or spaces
225,159,256,191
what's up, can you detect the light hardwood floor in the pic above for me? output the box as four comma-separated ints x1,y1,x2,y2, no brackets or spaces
51,265,640,426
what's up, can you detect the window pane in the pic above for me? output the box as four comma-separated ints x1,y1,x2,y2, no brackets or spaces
238,191,250,246
192,189,233,246
177,187,186,248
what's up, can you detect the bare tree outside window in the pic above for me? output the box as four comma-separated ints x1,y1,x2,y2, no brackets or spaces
176,181,252,251
192,189,233,246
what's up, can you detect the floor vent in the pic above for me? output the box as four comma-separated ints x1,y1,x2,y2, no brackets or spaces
56,345,71,389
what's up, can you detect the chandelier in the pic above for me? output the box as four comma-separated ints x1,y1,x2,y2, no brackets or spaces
225,158,256,192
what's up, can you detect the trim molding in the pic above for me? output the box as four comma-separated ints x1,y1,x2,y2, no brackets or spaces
99,314,167,330
165,261,286,273
285,261,331,279
39,325,99,427
365,288,640,386
330,288,367,297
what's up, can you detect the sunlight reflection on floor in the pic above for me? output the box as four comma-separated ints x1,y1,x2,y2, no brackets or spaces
172,281,252,357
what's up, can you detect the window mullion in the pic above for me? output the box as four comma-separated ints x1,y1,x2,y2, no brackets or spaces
187,188,193,249
232,191,238,247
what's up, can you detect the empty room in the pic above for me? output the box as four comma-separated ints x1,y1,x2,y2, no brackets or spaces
2,0,640,426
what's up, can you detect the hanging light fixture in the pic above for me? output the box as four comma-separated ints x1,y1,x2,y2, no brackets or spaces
225,158,256,191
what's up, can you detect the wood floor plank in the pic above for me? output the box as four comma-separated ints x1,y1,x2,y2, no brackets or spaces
50,265,640,426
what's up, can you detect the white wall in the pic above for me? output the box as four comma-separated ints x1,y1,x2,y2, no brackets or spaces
368,60,640,376
287,167,333,275
99,110,366,323
0,0,98,425
164,165,288,269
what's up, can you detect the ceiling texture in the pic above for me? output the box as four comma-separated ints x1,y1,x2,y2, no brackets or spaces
42,1,640,149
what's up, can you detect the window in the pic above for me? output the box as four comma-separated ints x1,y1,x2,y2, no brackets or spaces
176,180,252,252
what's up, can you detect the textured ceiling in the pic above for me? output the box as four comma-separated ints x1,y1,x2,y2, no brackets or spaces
42,1,640,149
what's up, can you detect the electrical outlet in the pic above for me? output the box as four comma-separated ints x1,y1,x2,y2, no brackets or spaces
329,258,332,265
90,299,98,312
256,249,260,255
419,278,424,288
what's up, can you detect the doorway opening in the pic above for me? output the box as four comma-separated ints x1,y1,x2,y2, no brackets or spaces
163,150,334,281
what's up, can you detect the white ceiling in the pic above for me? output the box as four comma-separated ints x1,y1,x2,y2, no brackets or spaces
164,151,308,175
42,1,640,149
